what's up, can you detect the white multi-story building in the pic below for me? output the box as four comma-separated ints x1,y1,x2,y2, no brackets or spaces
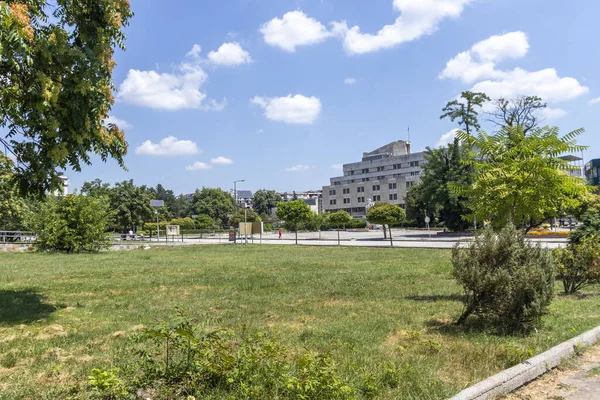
322,140,426,218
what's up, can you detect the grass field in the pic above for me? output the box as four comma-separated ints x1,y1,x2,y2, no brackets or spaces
1,245,600,399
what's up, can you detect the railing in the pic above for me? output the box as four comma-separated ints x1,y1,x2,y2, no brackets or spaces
0,231,37,243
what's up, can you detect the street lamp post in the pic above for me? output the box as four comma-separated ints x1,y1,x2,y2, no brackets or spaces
233,179,245,210
233,179,245,243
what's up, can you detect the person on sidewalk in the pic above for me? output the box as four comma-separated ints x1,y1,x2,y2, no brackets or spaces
278,228,282,239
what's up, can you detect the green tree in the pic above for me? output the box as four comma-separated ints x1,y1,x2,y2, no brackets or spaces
275,200,312,244
252,189,282,216
440,91,490,136
406,143,473,231
228,208,259,227
110,180,154,232
488,95,546,134
81,179,112,198
194,214,214,230
0,154,27,229
306,212,326,233
190,188,234,228
328,210,352,228
1,1,133,196
366,202,406,246
171,194,190,219
26,194,112,253
455,125,591,230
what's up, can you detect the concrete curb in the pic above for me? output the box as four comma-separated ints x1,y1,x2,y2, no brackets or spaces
449,325,600,400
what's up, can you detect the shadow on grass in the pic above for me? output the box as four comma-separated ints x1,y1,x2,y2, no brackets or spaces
424,317,531,337
405,294,465,302
0,289,63,326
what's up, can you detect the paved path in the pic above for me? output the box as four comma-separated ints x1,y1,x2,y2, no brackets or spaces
506,345,600,400
127,229,566,249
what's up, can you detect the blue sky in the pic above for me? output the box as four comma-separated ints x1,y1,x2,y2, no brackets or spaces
72,0,600,195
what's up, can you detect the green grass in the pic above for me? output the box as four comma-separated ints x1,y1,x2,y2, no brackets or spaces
1,245,600,399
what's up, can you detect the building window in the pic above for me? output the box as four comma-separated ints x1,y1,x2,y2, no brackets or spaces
410,161,420,167
350,170,354,175
373,195,381,201
389,193,398,201
372,184,380,191
410,171,420,176
377,175,385,180
329,189,336,196
362,177,370,182
357,197,365,203
343,198,350,204
362,168,369,174
343,188,350,194
357,186,365,193
406,181,415,188
377,166,385,172
334,181,341,186
330,199,336,205
389,183,397,190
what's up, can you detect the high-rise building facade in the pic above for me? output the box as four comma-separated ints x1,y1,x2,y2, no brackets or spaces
322,140,425,218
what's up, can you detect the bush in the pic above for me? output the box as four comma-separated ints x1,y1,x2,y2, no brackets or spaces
27,195,112,253
108,308,354,399
452,225,554,330
554,239,600,294
570,211,600,244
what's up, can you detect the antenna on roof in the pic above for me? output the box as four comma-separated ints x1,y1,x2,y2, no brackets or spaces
407,126,410,143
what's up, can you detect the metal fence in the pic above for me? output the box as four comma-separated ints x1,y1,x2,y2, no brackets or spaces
0,231,37,243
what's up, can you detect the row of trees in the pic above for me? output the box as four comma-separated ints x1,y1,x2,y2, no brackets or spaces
406,92,592,232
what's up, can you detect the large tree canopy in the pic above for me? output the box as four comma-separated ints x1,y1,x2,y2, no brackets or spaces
1,0,133,196
455,125,591,230
252,189,282,216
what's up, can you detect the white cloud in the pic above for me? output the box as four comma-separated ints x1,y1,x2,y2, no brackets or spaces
344,78,357,85
440,32,589,104
440,31,528,83
589,97,600,104
210,156,233,165
185,162,213,171
117,44,234,111
186,44,202,58
136,136,200,156
207,42,252,66
260,10,333,52
334,0,472,55
104,115,132,129
435,128,459,147
332,164,343,170
541,107,567,119
470,68,588,103
250,94,322,124
286,164,314,172
117,66,213,111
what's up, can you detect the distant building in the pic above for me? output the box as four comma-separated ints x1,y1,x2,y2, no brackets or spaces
558,155,585,179
322,140,426,218
585,158,600,186
278,190,323,214
236,190,253,208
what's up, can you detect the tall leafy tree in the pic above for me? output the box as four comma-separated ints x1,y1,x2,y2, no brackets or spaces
488,95,546,134
406,143,473,231
455,125,591,230
1,1,133,196
190,188,234,228
275,200,312,244
81,179,112,198
366,202,406,246
440,91,490,136
252,189,282,216
110,180,154,232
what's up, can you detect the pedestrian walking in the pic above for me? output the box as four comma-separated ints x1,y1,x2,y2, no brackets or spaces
278,228,282,239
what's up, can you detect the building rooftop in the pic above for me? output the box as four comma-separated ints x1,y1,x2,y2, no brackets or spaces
236,190,253,199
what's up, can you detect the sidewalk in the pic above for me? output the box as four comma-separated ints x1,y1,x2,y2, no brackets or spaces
506,344,600,400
